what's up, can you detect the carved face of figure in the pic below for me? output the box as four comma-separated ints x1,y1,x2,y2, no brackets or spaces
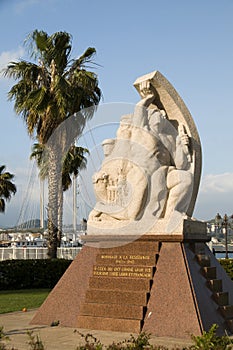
117,121,132,140
116,114,133,140
102,139,115,157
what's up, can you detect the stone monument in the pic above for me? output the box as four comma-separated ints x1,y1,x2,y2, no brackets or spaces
87,71,204,239
31,71,233,339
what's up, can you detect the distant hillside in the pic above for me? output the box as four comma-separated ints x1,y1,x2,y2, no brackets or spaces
11,219,47,229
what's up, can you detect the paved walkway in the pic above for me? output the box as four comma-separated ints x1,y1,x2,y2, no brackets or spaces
0,310,194,350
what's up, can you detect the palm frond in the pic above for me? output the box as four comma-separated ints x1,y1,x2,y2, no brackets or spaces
0,199,5,213
30,143,49,180
61,145,88,191
24,30,49,60
0,166,17,213
0,165,6,175
4,60,42,81
75,47,96,66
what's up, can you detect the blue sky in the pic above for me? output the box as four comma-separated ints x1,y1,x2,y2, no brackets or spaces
1,0,233,226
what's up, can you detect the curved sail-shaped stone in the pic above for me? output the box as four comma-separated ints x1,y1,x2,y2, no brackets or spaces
134,71,201,217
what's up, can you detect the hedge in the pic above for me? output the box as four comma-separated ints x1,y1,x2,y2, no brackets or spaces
219,259,233,280
0,259,72,290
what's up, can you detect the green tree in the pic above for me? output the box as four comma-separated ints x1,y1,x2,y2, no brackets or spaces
0,165,17,213
4,30,101,258
31,143,88,246
60,145,88,245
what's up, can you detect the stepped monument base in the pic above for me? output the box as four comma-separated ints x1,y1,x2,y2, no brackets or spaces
31,220,233,338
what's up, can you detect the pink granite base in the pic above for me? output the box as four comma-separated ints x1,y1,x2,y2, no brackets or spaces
30,246,98,327
143,242,202,338
31,236,233,338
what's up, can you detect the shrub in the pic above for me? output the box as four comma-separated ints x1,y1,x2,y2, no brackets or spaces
0,259,72,290
1,327,233,350
27,331,45,350
219,259,233,280
76,331,152,350
190,324,233,350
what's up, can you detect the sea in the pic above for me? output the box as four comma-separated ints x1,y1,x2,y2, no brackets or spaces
215,252,233,259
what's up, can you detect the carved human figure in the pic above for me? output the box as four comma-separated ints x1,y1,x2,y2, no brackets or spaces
89,81,193,228
134,82,193,222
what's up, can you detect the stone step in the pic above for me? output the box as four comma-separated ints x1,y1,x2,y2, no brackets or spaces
226,319,233,333
196,254,211,267
95,253,157,266
206,279,223,293
80,302,145,320
77,315,141,333
201,266,217,280
219,305,233,319
190,242,206,254
85,289,149,305
212,292,229,306
89,276,151,291
93,265,154,279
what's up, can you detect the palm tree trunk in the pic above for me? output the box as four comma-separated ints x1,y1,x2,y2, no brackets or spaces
57,182,63,247
47,146,62,259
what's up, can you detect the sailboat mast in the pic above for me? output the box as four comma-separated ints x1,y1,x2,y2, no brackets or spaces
40,179,44,229
73,174,77,232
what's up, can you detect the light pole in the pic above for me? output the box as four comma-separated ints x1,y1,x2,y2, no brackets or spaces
215,213,233,259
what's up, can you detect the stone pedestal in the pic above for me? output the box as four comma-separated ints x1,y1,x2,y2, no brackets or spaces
31,222,233,338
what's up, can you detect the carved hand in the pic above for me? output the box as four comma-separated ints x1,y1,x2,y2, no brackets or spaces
137,81,155,107
139,81,152,97
180,134,189,147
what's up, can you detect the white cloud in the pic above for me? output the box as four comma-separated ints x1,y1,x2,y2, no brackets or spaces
194,172,233,220
200,173,233,193
0,47,24,72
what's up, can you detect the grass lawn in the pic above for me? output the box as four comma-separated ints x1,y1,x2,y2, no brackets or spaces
0,289,50,314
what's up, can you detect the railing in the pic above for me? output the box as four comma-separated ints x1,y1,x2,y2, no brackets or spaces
0,247,82,261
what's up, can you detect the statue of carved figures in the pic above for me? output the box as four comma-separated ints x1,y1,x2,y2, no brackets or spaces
87,71,202,235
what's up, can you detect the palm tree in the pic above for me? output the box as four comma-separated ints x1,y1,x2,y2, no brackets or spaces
30,143,48,181
31,143,88,247
4,30,101,258
0,165,17,213
59,145,88,245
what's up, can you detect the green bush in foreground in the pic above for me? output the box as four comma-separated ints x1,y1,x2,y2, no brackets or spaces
75,331,152,350
190,324,233,349
1,325,233,350
0,259,72,290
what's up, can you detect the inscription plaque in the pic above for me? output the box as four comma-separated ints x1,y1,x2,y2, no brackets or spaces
96,253,155,266
93,265,153,278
